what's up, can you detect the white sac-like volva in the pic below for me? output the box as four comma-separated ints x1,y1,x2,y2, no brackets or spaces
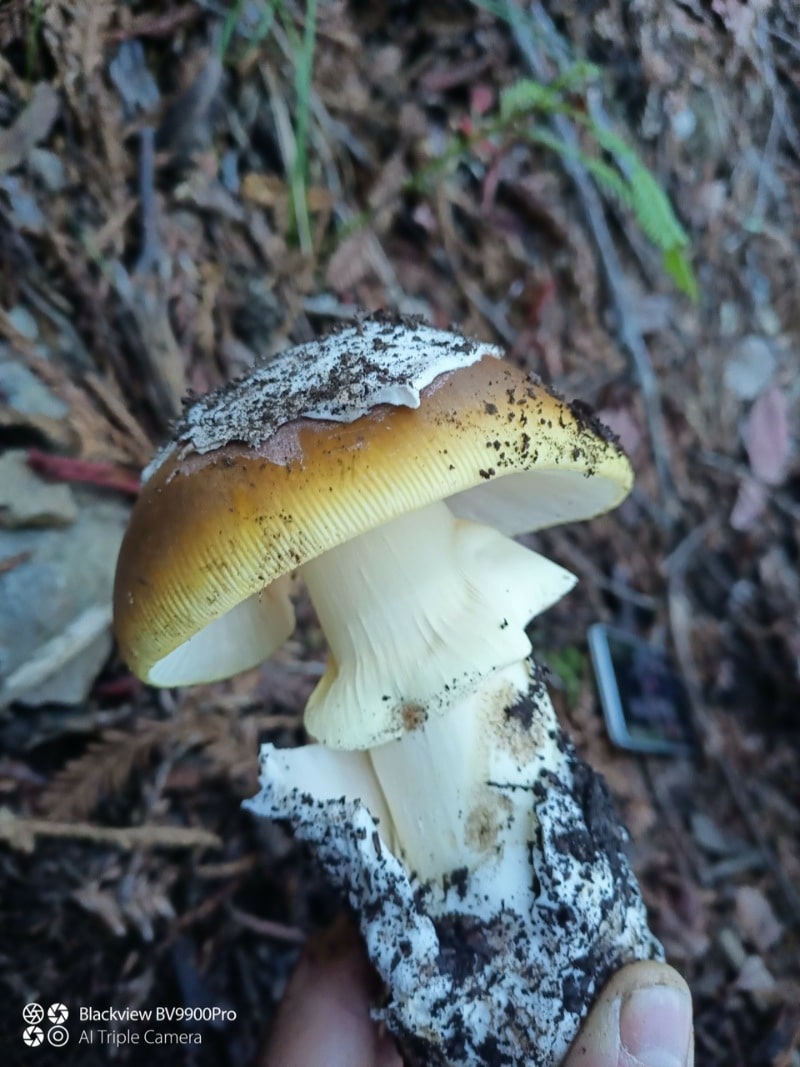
246,663,663,1067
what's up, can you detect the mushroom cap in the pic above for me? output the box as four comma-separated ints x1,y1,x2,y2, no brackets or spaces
114,318,632,685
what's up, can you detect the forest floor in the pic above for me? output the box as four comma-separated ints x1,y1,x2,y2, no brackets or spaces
0,2,798,1065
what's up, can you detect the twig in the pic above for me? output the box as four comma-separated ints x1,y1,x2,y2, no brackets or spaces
698,450,800,522
291,0,318,256
0,551,31,575
195,855,258,880
461,280,517,345
638,757,705,891
83,371,155,463
134,126,161,275
92,675,142,701
768,27,800,57
0,810,220,853
553,537,660,612
228,906,307,944
106,5,203,42
751,106,782,224
756,16,800,161
20,279,94,369
508,3,677,522
156,881,240,956
27,448,141,495
303,294,363,320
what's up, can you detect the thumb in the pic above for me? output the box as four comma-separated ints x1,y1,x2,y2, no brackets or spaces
564,960,694,1067
262,915,401,1067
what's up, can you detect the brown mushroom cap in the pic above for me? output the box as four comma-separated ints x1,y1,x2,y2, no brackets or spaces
114,328,631,685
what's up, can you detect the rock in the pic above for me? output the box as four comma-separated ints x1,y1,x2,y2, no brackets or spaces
27,148,67,192
109,40,160,116
3,605,113,708
0,349,68,418
0,451,78,527
6,305,38,340
723,336,776,400
0,494,129,708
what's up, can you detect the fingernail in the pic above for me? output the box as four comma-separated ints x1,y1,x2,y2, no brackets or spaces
619,985,692,1067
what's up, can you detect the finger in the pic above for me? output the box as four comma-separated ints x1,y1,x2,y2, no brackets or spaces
263,916,402,1067
564,960,694,1067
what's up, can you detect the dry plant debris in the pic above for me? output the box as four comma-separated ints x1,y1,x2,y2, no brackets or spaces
0,1,798,1064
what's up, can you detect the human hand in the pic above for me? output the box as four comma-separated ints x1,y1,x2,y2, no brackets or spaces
263,918,693,1067
263,916,401,1067
562,959,693,1067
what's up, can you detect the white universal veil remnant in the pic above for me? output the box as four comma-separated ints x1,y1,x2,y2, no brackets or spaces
114,315,663,1066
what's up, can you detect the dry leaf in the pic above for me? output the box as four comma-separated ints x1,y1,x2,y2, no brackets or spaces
73,883,128,937
242,173,334,214
734,954,776,994
735,886,783,952
742,384,790,487
156,54,222,156
120,872,177,942
326,229,376,292
710,0,770,51
470,84,495,116
0,82,59,174
597,406,643,459
730,476,768,532
241,171,288,208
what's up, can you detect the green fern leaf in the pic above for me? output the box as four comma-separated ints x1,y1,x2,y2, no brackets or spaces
551,61,601,93
500,79,561,120
526,128,633,208
581,156,634,210
591,125,688,250
627,162,688,250
663,247,699,302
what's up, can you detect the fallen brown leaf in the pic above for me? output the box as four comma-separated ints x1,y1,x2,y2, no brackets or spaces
743,384,790,487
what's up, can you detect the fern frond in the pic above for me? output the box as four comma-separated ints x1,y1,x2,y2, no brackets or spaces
41,727,163,821
663,246,699,301
590,124,689,250
551,61,600,94
500,79,563,120
526,127,633,209
40,703,275,820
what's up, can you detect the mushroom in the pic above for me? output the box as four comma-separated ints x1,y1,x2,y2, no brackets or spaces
114,315,662,1066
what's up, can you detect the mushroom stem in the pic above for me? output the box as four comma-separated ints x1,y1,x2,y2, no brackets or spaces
299,500,576,898
369,659,563,914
